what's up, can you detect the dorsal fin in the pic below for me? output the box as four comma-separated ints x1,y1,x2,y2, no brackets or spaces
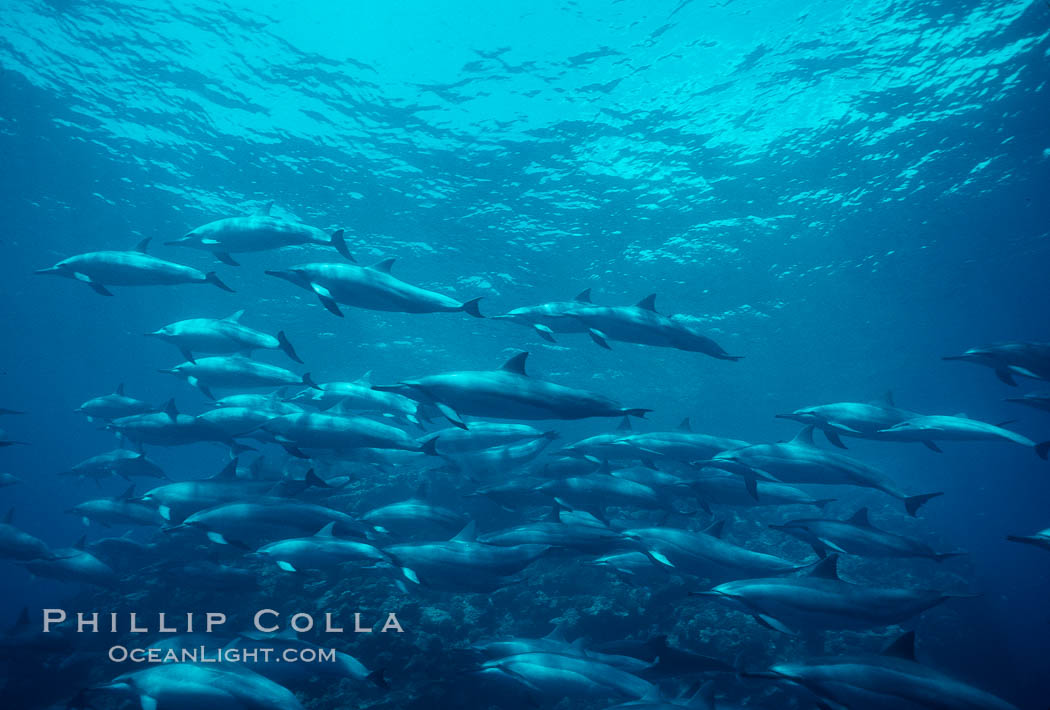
543,623,568,642
636,293,657,311
809,554,840,580
569,637,588,653
3,507,13,525
452,520,477,542
878,390,896,407
134,238,151,254
703,520,725,538
224,310,245,322
74,535,87,551
882,631,917,661
791,425,816,446
371,258,395,274
212,458,239,480
315,522,337,537
548,501,565,523
115,383,125,396
574,288,592,303
615,416,633,432
846,508,871,527
253,201,273,217
356,370,374,385
598,459,612,475
881,630,915,663
501,352,529,376
119,484,135,500
414,480,429,500
163,399,178,420
678,417,693,433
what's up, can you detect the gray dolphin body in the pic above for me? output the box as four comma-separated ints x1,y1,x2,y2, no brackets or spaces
419,422,550,454
384,522,549,591
195,406,277,439
289,378,421,423
614,419,748,462
64,449,167,483
108,400,250,451
361,494,466,539
0,474,20,488
94,663,303,710
76,384,155,421
373,352,650,429
1006,526,1050,552
1006,391,1050,413
776,396,938,450
751,631,1019,710
561,294,742,360
561,417,640,461
689,470,834,510
0,511,54,561
879,414,1049,459
181,500,366,548
491,288,595,342
479,651,656,700
622,520,812,580
770,508,962,561
253,522,389,572
35,238,232,295
257,410,426,457
708,426,942,516
699,556,959,633
167,203,350,265
160,355,318,400
69,485,164,527
147,310,302,363
944,341,1050,386
265,258,484,318
21,543,118,587
539,473,667,512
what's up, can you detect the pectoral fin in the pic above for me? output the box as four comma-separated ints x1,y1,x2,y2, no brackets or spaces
755,614,795,635
435,402,467,430
588,328,612,349
214,252,240,267
533,324,556,343
310,283,343,317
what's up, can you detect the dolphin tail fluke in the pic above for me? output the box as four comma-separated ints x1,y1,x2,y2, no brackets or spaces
904,491,943,517
277,331,303,363
330,229,353,261
366,668,389,690
624,408,651,419
461,297,484,318
1035,441,1049,460
205,272,235,292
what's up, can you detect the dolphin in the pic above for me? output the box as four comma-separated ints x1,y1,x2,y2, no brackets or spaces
107,399,254,452
0,473,21,488
289,374,422,424
265,257,484,318
90,663,304,710
63,449,167,484
560,417,639,461
744,630,1020,710
252,522,390,572
34,238,232,295
214,392,302,414
706,426,943,516
474,625,656,675
491,288,596,342
0,509,55,561
879,414,1049,459
1005,391,1050,413
688,469,835,511
178,499,368,548
383,521,549,591
0,408,23,415
418,422,552,454
587,636,734,680
360,484,466,539
538,471,668,513
75,383,155,421
614,418,748,463
20,536,118,588
166,202,350,265
622,520,814,581
195,406,278,439
560,294,743,360
696,555,965,634
433,435,558,478
478,504,621,553
159,355,319,400
139,459,325,522
146,310,302,363
769,508,964,562
478,651,656,701
68,484,164,528
256,409,434,457
1006,526,1050,552
373,352,651,429
776,393,940,450
943,341,1050,385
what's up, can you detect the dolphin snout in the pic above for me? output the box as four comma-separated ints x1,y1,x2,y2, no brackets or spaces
34,267,61,275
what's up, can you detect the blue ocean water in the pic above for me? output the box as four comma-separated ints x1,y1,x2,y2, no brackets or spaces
2,0,1049,708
